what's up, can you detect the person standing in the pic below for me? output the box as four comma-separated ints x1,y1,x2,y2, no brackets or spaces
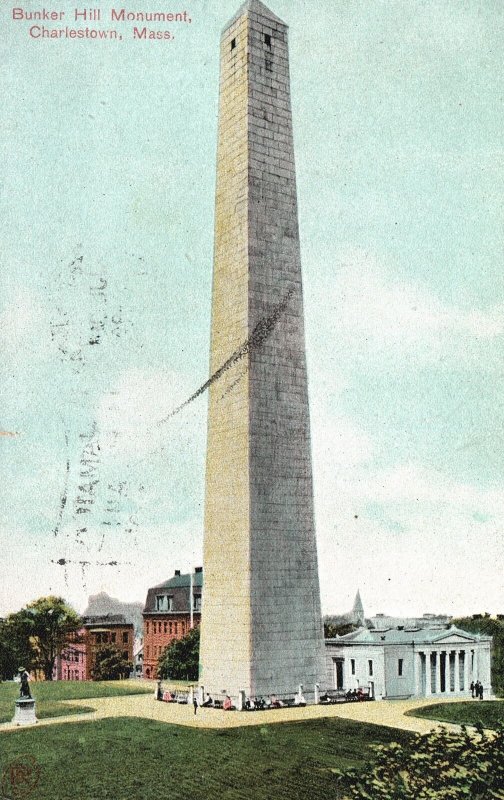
470,680,475,698
479,683,484,700
193,696,198,715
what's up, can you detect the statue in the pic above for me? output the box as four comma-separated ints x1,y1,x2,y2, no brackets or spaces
18,668,32,699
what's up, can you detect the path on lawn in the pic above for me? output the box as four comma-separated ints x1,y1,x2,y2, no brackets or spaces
0,693,484,735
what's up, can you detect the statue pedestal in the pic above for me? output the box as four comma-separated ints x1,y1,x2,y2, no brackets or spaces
12,698,38,726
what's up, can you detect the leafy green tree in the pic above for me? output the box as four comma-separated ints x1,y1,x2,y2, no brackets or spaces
157,626,199,681
0,619,27,680
5,596,82,680
335,723,504,799
91,644,132,680
324,622,360,638
453,614,504,696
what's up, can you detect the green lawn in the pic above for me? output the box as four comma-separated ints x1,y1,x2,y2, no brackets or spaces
407,700,504,729
0,680,153,723
0,716,412,800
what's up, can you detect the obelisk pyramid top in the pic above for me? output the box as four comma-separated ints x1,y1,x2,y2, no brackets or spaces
223,0,287,32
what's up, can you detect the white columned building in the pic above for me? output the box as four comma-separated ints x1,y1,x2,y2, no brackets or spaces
325,625,492,700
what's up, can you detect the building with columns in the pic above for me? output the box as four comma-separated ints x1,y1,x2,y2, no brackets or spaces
325,625,492,700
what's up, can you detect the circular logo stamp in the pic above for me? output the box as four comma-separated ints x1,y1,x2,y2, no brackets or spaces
1,755,41,800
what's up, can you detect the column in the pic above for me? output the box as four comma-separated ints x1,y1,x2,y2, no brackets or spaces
424,651,431,696
454,651,460,693
413,650,419,696
444,651,450,693
463,650,469,694
434,650,441,694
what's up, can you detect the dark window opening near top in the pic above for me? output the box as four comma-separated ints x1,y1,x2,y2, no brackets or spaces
231,37,236,50
264,33,271,47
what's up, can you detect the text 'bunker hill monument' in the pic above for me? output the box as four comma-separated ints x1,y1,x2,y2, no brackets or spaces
199,0,326,699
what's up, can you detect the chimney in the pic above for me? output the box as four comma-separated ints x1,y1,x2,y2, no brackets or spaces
174,569,181,576
195,566,203,574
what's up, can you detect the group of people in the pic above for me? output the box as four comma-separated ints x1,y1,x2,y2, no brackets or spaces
319,688,369,704
470,680,485,699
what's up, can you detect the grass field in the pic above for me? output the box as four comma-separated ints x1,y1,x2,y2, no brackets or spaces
0,680,153,723
407,700,504,729
0,715,412,800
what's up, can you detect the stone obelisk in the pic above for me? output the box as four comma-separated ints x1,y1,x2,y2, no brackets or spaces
200,0,325,699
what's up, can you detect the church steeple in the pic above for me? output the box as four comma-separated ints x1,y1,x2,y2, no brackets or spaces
352,590,365,625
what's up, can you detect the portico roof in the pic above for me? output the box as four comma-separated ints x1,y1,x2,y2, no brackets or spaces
326,625,491,647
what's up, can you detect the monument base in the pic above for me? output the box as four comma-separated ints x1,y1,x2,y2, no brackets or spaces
12,698,38,726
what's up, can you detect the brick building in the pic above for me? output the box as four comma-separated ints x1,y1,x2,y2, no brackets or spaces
82,615,134,680
143,568,202,679
52,628,87,681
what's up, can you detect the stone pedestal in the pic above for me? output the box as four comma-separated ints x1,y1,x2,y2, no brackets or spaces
12,698,37,726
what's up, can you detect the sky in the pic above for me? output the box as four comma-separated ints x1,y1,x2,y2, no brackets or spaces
1,0,503,619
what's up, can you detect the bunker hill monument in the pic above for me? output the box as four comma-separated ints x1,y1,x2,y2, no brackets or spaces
199,0,325,698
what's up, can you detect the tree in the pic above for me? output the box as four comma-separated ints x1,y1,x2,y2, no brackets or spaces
5,596,82,680
324,622,360,639
0,619,27,681
157,626,199,681
91,644,132,680
335,723,504,799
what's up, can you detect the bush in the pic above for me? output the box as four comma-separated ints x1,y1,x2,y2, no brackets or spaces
335,723,504,799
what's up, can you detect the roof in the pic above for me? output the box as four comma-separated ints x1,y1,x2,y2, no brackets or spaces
83,614,133,628
326,625,492,647
150,571,203,591
224,0,286,32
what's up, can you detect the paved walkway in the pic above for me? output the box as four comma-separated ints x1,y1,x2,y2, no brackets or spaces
1,693,495,735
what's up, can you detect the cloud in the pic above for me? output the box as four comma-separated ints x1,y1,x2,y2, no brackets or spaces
313,434,504,618
96,367,206,461
0,289,52,361
0,519,203,616
316,249,504,370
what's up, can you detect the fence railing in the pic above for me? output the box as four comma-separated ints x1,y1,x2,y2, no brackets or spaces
154,683,374,709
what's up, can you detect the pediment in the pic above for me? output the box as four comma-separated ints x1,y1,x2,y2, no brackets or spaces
435,633,477,644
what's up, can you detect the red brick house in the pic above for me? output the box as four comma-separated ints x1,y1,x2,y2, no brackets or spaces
142,568,202,679
82,615,134,680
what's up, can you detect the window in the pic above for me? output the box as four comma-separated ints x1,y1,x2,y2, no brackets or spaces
122,631,129,644
174,622,178,634
350,659,355,675
156,595,173,611
265,56,273,73
164,621,168,634
169,622,173,634
122,651,128,661
193,594,202,611
111,633,116,643
398,658,403,676
231,37,236,50
368,660,373,676
264,33,271,47
146,646,150,657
